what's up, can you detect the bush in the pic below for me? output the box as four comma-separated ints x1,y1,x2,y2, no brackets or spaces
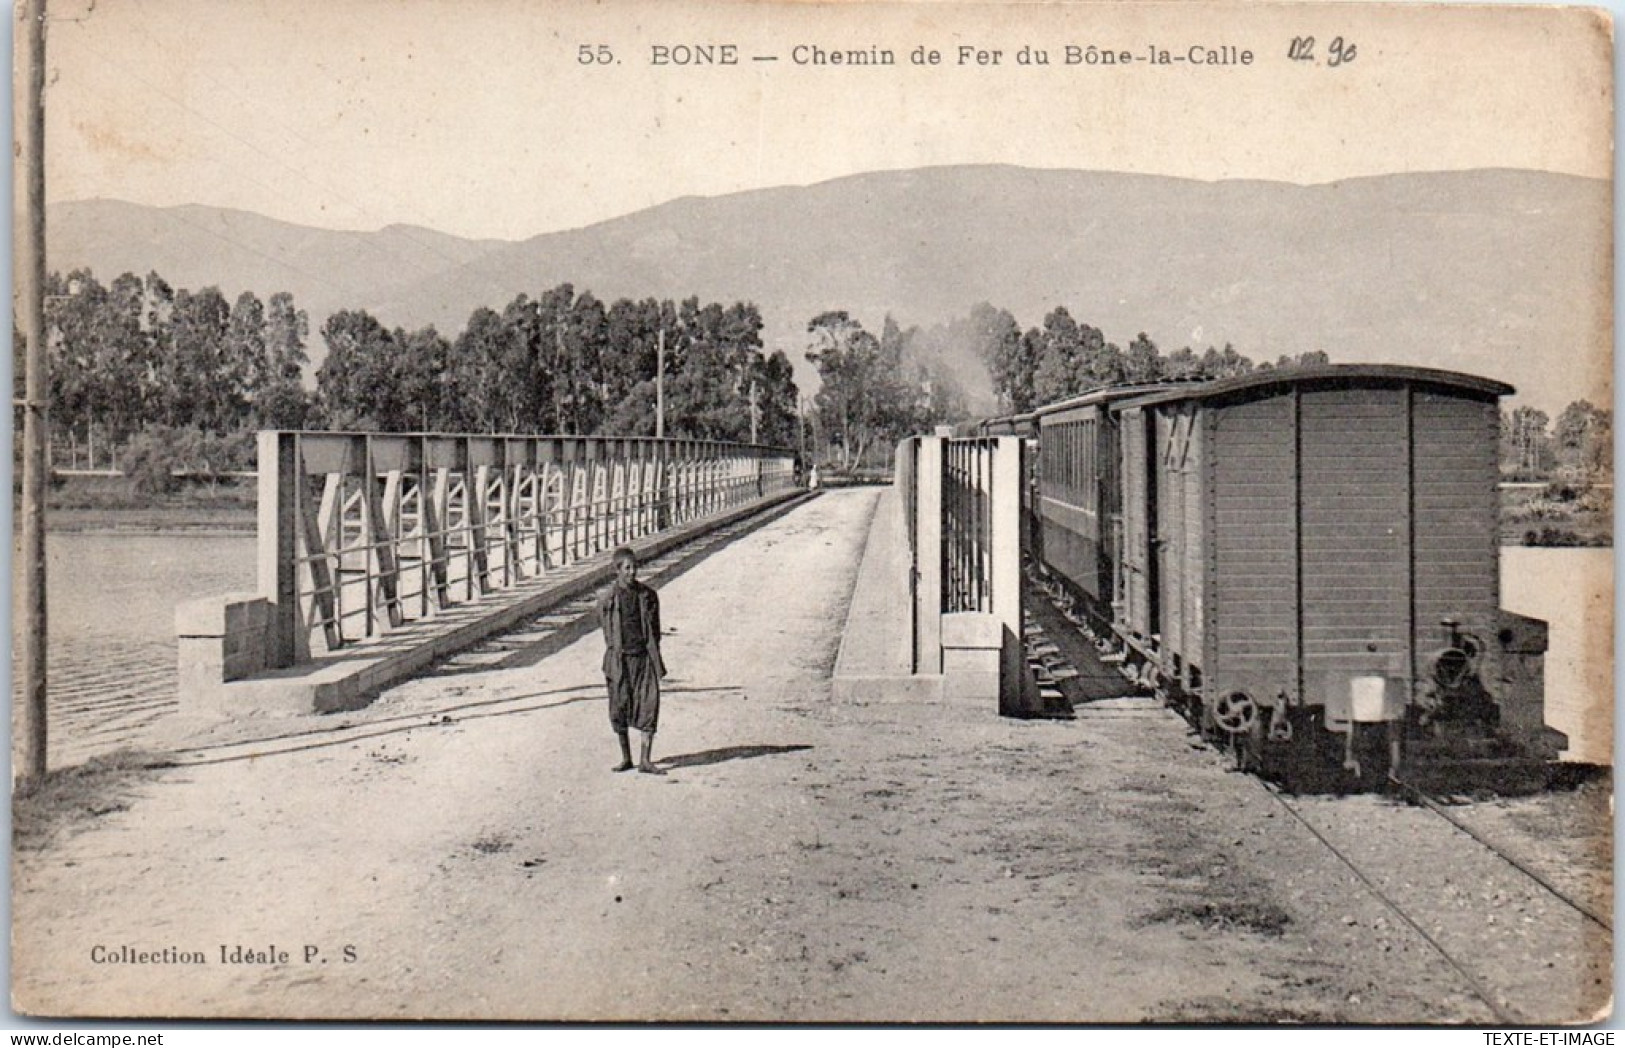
121,426,197,495
1523,527,1603,548
120,426,258,496
192,430,254,491
1576,486,1613,515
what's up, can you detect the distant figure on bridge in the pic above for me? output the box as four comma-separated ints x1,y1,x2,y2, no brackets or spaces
597,547,668,775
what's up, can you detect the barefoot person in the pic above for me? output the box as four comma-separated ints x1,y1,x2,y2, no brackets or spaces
597,547,667,774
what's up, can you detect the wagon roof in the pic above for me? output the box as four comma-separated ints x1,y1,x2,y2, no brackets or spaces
1032,381,1187,418
1111,365,1514,410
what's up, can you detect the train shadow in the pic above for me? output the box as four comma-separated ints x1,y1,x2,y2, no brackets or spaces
1018,577,1149,719
1260,759,1611,800
1545,760,1613,792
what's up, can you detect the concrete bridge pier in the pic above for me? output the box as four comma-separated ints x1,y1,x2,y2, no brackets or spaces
833,434,1029,711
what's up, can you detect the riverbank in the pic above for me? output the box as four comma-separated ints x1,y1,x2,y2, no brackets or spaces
28,473,256,533
24,473,1614,543
43,506,256,533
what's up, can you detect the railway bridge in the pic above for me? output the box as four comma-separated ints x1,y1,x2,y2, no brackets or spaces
16,422,1606,1024
176,428,1035,724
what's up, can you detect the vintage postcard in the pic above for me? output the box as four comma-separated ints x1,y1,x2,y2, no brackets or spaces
9,0,1614,1027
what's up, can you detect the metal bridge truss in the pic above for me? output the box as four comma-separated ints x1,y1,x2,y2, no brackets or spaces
258,431,796,663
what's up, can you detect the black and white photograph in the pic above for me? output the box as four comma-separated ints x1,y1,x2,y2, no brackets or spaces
8,0,1614,1027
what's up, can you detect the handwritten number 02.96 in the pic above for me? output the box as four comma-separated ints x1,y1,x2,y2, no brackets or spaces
1289,35,1357,67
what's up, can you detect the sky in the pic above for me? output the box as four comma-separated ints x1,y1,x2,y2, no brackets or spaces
38,0,1615,242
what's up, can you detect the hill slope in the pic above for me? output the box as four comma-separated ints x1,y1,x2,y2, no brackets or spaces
47,199,509,333
47,167,1610,413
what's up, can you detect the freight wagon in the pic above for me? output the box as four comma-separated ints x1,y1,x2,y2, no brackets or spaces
1024,366,1560,783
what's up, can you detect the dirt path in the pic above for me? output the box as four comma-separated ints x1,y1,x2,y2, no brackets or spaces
10,488,1607,1022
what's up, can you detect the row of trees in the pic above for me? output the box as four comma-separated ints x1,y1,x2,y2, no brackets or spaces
797,298,1617,481
802,297,1325,446
33,272,1612,485
36,269,800,475
797,300,1267,471
974,301,1329,413
316,288,797,445
43,269,310,464
1502,401,1613,480
802,311,980,470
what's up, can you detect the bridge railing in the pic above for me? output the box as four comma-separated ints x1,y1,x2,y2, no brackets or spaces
892,433,1023,706
943,437,1004,617
257,431,797,666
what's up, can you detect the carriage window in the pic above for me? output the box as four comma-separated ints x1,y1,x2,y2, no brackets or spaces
1066,424,1075,493
1065,424,1073,493
1067,423,1077,501
1083,419,1095,512
1090,424,1097,511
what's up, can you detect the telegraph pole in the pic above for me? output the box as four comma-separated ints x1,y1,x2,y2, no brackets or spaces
18,0,50,792
655,328,665,439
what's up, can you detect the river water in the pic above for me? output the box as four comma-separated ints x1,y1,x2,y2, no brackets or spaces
9,534,1614,767
13,532,255,766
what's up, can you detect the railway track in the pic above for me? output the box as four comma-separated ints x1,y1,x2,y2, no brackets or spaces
1023,568,1613,1024
1388,777,1612,935
1260,779,1611,1024
421,496,811,678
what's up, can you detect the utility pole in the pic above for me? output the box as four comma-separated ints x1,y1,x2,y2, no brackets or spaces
748,378,760,445
18,0,50,792
554,325,567,434
655,328,665,439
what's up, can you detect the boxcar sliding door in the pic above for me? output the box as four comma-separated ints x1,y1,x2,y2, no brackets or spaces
1118,405,1157,645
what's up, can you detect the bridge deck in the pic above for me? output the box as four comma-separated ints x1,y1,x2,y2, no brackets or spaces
167,488,810,747
31,484,1595,1023
831,486,937,699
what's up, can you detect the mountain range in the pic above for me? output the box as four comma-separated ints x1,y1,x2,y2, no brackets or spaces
47,165,1611,415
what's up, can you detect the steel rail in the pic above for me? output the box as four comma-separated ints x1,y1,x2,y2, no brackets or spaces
1025,562,1523,1024
1390,775,1612,934
1257,780,1516,1025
